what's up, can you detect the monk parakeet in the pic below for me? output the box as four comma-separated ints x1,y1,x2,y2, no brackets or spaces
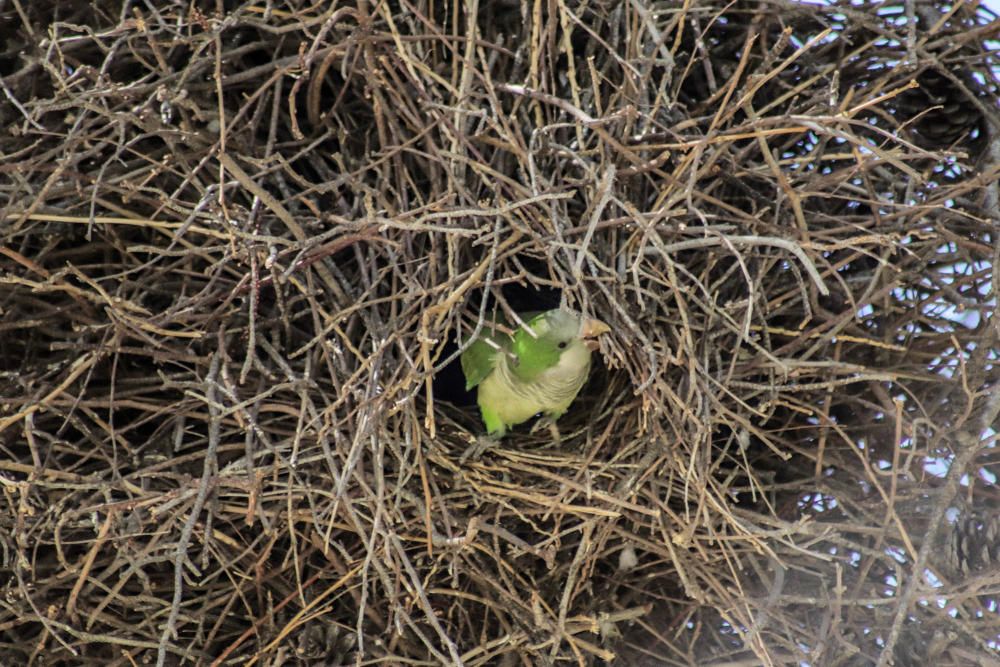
461,309,610,437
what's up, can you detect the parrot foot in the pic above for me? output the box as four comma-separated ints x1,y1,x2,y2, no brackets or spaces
460,435,499,463
530,416,563,443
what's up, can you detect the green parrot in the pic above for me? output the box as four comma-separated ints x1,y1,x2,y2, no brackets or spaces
460,309,610,437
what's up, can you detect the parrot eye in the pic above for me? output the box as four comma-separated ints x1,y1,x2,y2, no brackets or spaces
557,341,568,349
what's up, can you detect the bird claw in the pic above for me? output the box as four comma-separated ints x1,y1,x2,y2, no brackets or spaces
530,416,562,443
460,434,498,463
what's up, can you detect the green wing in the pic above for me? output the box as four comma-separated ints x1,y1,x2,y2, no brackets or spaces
459,311,543,390
461,327,510,390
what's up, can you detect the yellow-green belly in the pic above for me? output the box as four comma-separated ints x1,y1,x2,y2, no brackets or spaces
476,354,589,435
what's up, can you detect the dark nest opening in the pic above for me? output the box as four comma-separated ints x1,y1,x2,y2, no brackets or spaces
1,1,998,665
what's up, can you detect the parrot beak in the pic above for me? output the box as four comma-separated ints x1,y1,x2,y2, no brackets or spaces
581,317,610,350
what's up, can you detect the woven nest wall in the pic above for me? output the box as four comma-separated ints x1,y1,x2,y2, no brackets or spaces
1,1,998,665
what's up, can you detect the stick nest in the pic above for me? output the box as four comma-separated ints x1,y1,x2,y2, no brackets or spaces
1,1,998,665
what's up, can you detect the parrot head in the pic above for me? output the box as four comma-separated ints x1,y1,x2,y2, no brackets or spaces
509,309,610,382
